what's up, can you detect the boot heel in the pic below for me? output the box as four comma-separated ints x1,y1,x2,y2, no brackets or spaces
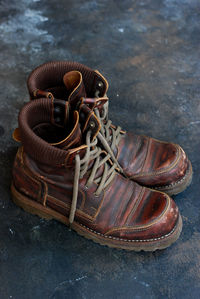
11,182,53,220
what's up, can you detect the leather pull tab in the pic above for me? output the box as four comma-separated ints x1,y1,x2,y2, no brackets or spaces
12,128,21,142
33,89,54,100
82,97,108,110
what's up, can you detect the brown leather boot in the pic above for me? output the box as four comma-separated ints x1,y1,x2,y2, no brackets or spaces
12,98,182,251
27,61,192,195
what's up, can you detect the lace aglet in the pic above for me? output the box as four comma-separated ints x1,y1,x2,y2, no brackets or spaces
69,222,72,231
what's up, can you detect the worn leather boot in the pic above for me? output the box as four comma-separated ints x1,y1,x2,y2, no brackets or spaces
27,61,192,195
12,98,182,251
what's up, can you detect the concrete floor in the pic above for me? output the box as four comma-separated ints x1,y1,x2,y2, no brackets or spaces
0,0,200,298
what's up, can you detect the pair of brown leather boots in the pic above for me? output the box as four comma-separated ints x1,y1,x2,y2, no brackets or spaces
12,61,192,251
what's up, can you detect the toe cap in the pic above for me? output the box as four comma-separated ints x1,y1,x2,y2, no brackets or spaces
105,189,180,242
133,139,190,187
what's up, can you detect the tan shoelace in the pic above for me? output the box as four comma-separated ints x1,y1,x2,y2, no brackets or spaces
69,130,120,224
94,100,123,152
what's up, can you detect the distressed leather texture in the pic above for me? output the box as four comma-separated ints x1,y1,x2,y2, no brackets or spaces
13,147,179,241
12,98,180,243
115,132,189,187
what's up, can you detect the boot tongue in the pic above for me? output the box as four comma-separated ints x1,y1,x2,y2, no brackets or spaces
63,70,109,113
63,71,86,109
63,71,101,139
51,111,82,150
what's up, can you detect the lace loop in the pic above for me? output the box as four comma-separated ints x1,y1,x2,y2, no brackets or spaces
94,100,123,151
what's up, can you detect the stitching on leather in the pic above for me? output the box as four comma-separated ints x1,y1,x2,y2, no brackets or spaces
21,153,105,221
154,163,192,190
51,111,79,146
132,144,181,178
42,181,48,206
12,180,178,243
82,111,93,132
68,71,82,102
62,136,81,150
20,147,24,164
140,137,150,174
78,218,178,243
93,193,105,219
79,188,86,210
47,189,100,221
47,194,95,222
125,187,145,224
21,150,43,201
105,194,170,235
51,97,54,124
117,134,142,172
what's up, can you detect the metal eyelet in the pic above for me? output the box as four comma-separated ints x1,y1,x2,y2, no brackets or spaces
89,121,95,128
54,116,61,124
54,106,61,115
98,81,103,88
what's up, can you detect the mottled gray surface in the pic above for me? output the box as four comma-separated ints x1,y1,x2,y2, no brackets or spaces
0,0,200,298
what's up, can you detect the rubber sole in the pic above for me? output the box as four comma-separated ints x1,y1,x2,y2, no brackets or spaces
153,161,193,196
11,183,182,251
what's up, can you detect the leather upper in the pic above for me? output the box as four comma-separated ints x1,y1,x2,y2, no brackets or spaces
13,147,179,241
116,132,189,187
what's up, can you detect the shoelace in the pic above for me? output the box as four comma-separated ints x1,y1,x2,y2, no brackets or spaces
94,99,123,152
69,130,120,224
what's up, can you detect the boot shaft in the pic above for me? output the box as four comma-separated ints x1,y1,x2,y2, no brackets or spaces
28,61,108,102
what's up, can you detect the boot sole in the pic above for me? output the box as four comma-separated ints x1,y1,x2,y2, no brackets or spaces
153,161,193,196
11,183,182,252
